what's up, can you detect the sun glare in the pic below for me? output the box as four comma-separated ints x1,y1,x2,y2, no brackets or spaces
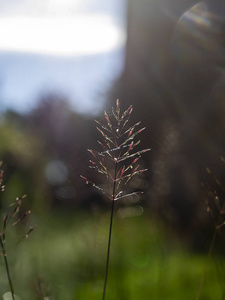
0,15,125,56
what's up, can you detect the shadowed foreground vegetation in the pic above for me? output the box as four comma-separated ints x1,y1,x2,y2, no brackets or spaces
0,211,223,299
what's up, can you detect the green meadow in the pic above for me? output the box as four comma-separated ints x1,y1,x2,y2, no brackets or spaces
0,211,223,299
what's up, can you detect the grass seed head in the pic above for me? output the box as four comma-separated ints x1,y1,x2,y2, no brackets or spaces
81,99,150,202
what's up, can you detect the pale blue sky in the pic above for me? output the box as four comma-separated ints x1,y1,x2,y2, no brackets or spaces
0,0,126,115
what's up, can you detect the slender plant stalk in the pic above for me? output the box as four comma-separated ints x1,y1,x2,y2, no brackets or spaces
196,229,217,300
200,165,225,299
102,162,117,300
0,237,15,300
0,162,34,300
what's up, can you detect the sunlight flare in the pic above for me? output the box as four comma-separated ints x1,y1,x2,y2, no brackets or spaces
0,15,125,56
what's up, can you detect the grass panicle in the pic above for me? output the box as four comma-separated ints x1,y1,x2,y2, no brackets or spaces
0,162,34,300
81,99,150,300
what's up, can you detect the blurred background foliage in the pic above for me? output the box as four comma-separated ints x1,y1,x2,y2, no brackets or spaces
1,0,225,298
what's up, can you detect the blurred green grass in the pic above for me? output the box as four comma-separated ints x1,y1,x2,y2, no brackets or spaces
0,211,224,299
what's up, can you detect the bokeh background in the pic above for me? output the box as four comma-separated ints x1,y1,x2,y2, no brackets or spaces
0,0,225,299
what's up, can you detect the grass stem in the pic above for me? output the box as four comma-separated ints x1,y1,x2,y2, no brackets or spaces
0,237,15,300
102,162,117,300
196,229,217,300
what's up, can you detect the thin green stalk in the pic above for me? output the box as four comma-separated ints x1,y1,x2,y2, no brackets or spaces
102,162,117,300
0,236,15,300
196,229,217,300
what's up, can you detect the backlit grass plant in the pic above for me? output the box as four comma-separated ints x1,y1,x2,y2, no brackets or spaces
81,99,150,300
197,162,225,300
0,162,34,300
